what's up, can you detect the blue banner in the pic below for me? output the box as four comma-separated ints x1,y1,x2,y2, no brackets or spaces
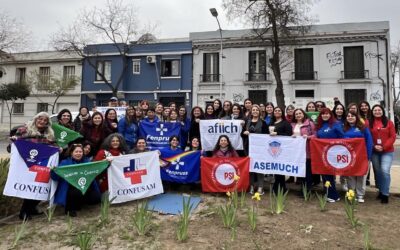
139,121,181,150
159,150,201,183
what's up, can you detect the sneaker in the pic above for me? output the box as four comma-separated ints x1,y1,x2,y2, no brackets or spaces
326,197,340,203
249,185,254,195
356,196,365,203
257,187,264,195
381,195,389,204
342,183,348,192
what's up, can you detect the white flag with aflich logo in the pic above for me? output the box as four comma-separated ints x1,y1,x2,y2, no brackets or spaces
249,134,307,177
107,151,163,204
200,119,243,151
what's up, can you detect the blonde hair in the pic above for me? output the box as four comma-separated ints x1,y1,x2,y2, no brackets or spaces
25,112,55,141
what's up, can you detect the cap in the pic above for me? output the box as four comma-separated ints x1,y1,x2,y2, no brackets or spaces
110,97,118,101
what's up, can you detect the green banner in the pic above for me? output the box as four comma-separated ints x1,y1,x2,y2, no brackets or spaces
306,112,319,123
52,123,83,147
53,161,109,194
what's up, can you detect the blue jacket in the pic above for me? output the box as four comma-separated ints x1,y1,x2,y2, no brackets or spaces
51,157,100,207
316,121,344,139
264,115,272,126
343,126,373,160
143,116,159,123
180,117,191,149
118,117,139,144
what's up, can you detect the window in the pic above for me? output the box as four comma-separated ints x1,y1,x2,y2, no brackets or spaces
13,103,24,114
248,90,267,104
38,67,51,89
63,66,76,88
344,89,366,107
96,61,111,81
248,50,267,81
344,46,365,79
202,53,219,82
294,48,314,80
15,67,26,84
295,90,314,98
161,59,180,77
132,59,140,74
37,103,48,113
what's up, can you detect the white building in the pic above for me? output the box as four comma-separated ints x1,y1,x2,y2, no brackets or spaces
190,21,392,114
0,51,82,127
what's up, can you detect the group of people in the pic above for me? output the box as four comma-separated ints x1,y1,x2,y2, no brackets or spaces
11,96,397,220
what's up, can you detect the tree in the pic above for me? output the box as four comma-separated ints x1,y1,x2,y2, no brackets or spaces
223,0,315,108
28,71,79,114
0,11,30,57
390,41,400,107
0,83,30,130
52,0,153,97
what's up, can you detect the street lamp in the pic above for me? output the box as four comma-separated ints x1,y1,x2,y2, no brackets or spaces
209,8,223,100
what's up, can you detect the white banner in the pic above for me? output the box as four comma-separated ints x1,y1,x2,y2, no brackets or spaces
95,106,127,121
4,142,59,201
108,151,163,204
200,119,243,151
249,134,306,177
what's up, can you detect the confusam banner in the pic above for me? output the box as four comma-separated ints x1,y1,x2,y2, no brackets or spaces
201,157,249,192
249,134,307,177
310,138,368,176
3,140,59,200
108,151,163,204
199,119,243,151
139,121,181,150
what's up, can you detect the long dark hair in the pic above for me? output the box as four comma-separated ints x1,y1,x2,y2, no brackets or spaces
220,100,233,118
66,143,84,160
316,108,336,130
57,109,73,128
90,111,104,128
190,106,205,121
124,106,137,125
271,106,286,123
205,104,216,119
358,101,371,120
305,101,316,112
213,99,223,117
344,111,365,131
105,108,118,123
231,103,244,119
291,108,308,123
369,104,388,128
332,103,346,120
213,135,234,152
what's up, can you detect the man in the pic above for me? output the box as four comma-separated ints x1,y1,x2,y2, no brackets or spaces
109,97,118,107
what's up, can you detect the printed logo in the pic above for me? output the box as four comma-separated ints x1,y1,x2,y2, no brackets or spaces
171,157,185,170
60,131,68,140
27,149,39,162
29,165,51,183
212,162,237,187
268,141,282,158
156,123,168,136
123,159,147,184
78,177,87,189
326,144,352,169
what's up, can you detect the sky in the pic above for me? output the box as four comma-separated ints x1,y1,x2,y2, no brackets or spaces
1,0,399,51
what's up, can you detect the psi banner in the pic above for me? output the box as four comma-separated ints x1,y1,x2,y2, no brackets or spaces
199,119,243,151
108,151,163,204
3,140,59,200
201,157,249,192
310,138,368,176
249,134,307,177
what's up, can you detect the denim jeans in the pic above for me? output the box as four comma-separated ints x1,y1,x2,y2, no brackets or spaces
322,175,339,200
371,152,394,196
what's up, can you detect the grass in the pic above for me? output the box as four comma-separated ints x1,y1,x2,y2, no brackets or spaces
132,201,153,236
10,219,28,249
176,196,193,242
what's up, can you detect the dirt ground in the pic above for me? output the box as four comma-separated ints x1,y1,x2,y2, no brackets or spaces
1,183,400,250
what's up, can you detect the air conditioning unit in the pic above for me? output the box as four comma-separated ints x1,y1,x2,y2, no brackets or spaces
146,55,156,64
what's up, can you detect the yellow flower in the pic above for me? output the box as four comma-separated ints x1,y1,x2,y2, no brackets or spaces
346,189,355,200
348,189,355,197
226,191,231,197
233,174,240,182
324,181,331,188
252,192,261,201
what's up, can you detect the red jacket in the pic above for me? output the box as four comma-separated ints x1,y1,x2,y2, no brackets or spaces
370,118,396,153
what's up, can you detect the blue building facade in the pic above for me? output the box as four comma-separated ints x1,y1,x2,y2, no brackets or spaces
81,40,193,109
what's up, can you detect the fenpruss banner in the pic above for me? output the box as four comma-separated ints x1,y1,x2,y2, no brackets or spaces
3,140,59,201
249,134,307,177
108,151,163,204
199,119,243,151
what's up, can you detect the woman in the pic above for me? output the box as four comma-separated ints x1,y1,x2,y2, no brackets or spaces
305,101,316,112
219,101,233,119
135,106,143,122
259,103,266,119
13,112,57,220
140,100,149,116
316,108,344,202
128,137,148,154
369,105,396,203
178,105,191,149
315,101,326,112
213,99,223,118
74,106,91,132
168,109,179,122
51,144,101,217
243,98,253,119
163,107,171,121
343,111,373,203
212,135,239,157
104,108,118,136
189,106,205,141
243,104,268,194
80,112,107,155
160,135,184,155
57,109,74,130
285,105,295,122
268,107,293,193
291,108,315,189
168,102,177,111
205,104,216,119
359,101,371,121
332,103,346,126
264,102,274,126
155,103,164,121
118,106,139,149
94,133,128,192
189,137,201,151
83,141,94,161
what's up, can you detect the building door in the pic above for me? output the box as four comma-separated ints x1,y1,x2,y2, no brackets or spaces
248,90,267,105
344,89,366,107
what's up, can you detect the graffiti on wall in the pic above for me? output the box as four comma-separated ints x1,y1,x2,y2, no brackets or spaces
326,51,343,67
232,93,244,102
369,90,382,101
365,51,384,61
